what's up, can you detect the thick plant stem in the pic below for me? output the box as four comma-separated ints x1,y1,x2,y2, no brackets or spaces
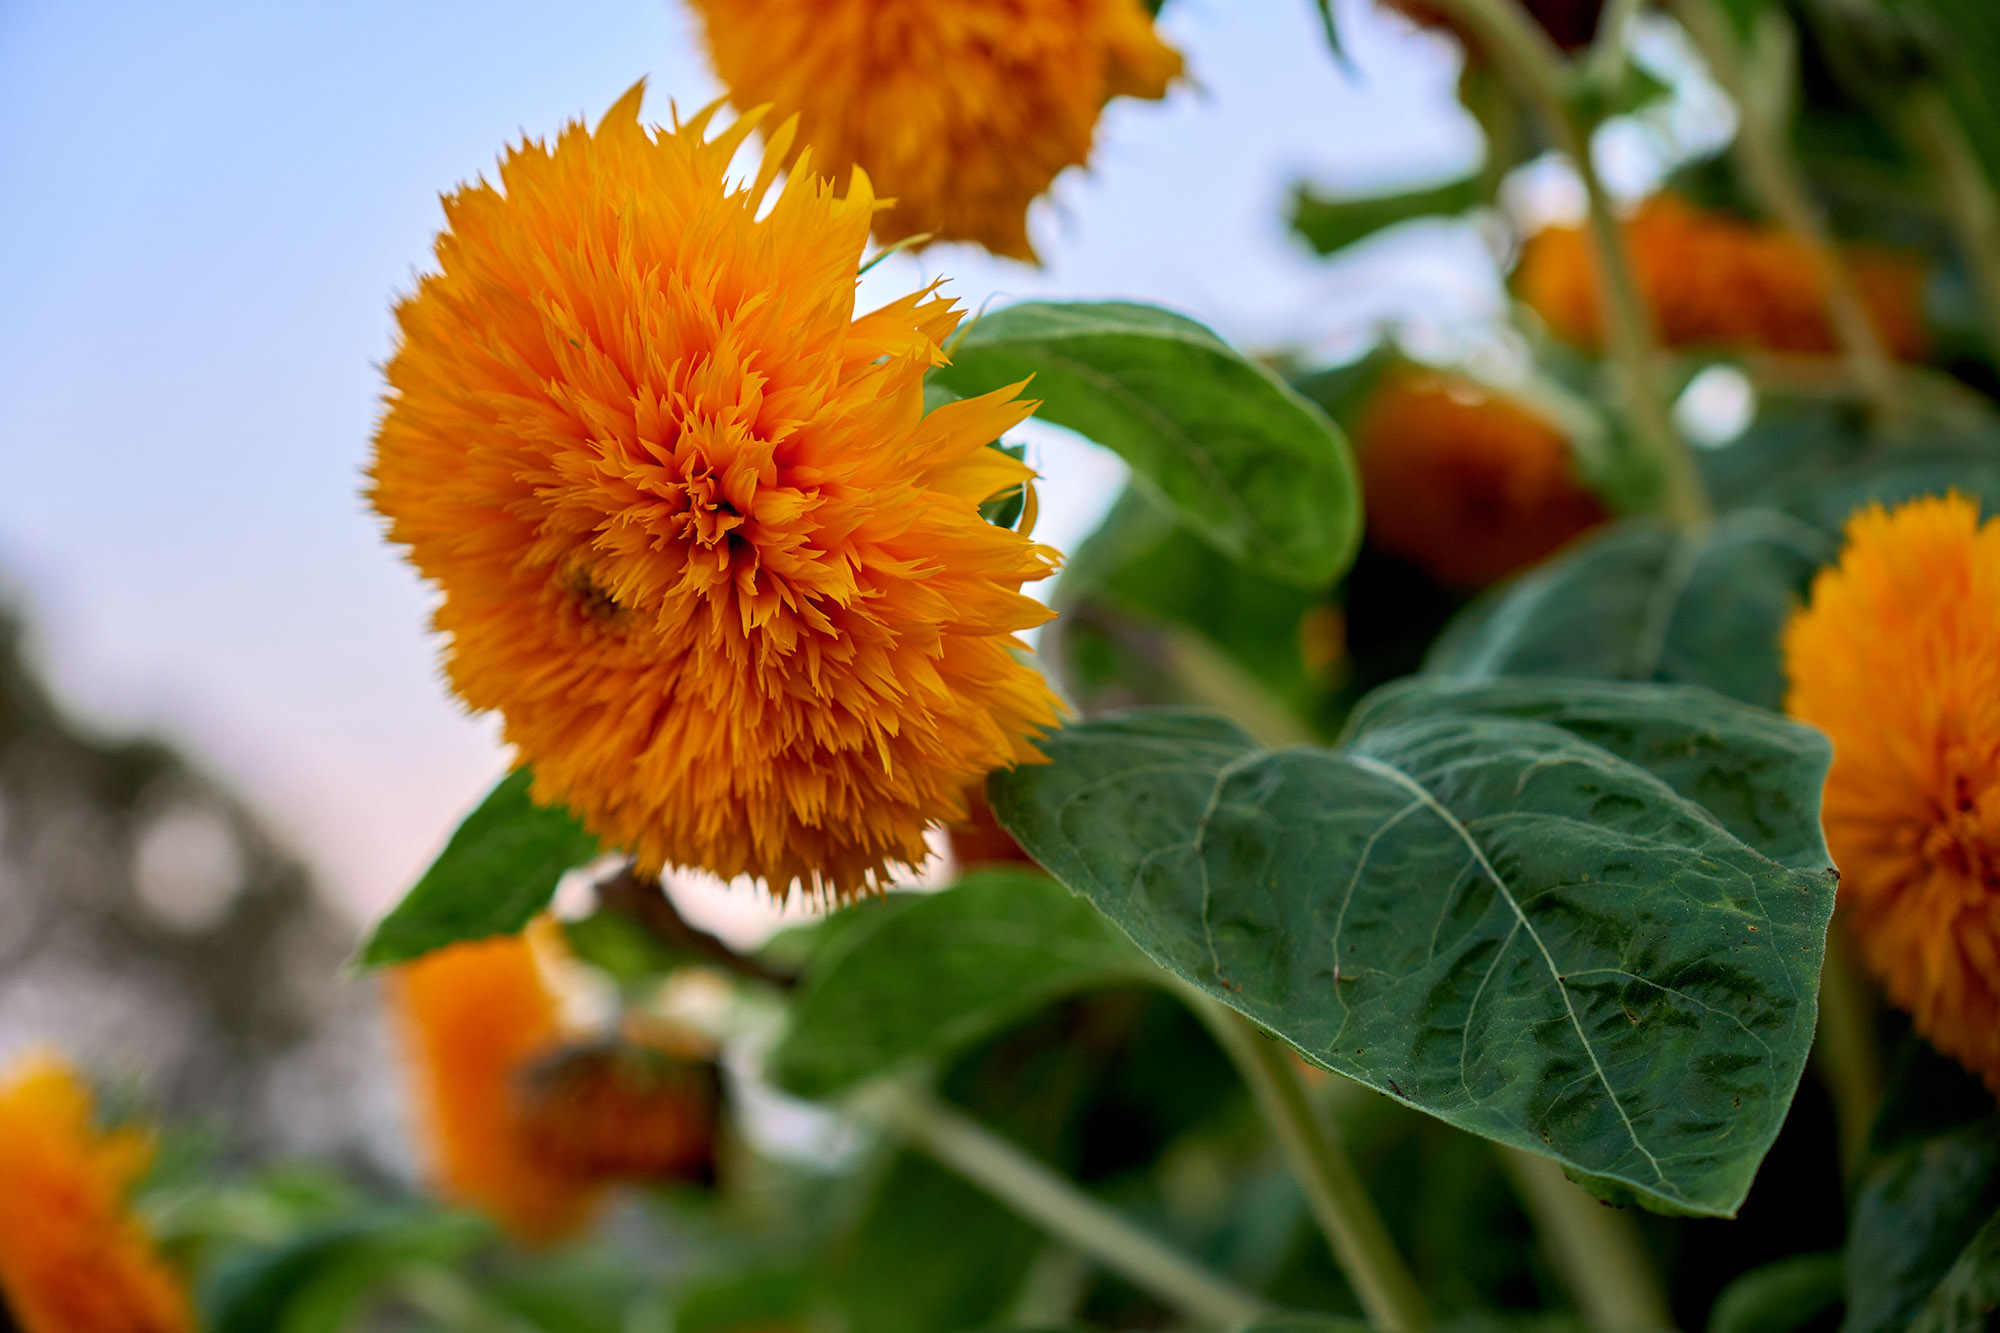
1499,1149,1677,1331
865,1083,1274,1331
1815,923,1883,1184
1905,87,2000,368
1191,996,1433,1333
1439,0,1710,525
1675,0,1903,425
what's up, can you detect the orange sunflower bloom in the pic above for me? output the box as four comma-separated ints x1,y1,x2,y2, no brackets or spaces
0,1054,194,1333
1784,494,2000,1094
369,87,1063,897
392,931,603,1243
685,0,1182,261
1518,194,1929,360
515,1041,723,1186
1352,367,1606,587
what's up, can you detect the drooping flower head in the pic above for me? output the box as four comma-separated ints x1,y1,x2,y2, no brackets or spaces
1784,494,2000,1093
685,0,1183,261
514,1041,722,1185
1518,194,1929,360
392,931,603,1242
369,87,1063,897
1352,367,1606,587
0,1054,194,1333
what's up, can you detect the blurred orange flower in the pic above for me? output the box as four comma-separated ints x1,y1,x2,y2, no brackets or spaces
1353,368,1606,587
0,1054,194,1333
948,783,1037,869
515,1042,722,1186
1784,494,2000,1094
392,932,603,1243
686,0,1182,261
369,87,1062,897
1517,194,1929,360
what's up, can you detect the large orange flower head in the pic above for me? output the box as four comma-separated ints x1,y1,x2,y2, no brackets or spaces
1518,194,1929,360
685,0,1182,261
392,931,603,1243
0,1054,194,1333
1784,494,2000,1093
1353,367,1606,587
369,86,1063,898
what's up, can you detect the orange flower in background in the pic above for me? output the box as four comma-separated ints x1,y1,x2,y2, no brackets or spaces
1518,194,1929,360
686,0,1182,261
369,87,1063,898
515,1041,723,1185
0,1054,194,1333
1784,494,2000,1095
1352,367,1606,587
392,932,602,1242
948,783,1036,868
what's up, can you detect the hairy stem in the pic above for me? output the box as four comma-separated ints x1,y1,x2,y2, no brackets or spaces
1191,995,1433,1332
1440,0,1710,524
865,1082,1275,1331
1676,0,1903,424
1815,923,1884,1184
1500,1149,1677,1331
1904,87,2000,367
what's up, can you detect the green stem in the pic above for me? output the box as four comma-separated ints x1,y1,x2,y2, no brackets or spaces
1191,995,1433,1333
1441,0,1710,525
865,1082,1274,1331
1585,0,1648,86
1675,0,1904,425
1815,922,1883,1184
1904,86,2000,367
1499,1149,1677,1331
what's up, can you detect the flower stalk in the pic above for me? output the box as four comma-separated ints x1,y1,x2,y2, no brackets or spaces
1190,995,1433,1333
1438,0,1710,525
1674,0,1904,426
864,1081,1275,1331
1903,87,2000,368
1499,1148,1676,1331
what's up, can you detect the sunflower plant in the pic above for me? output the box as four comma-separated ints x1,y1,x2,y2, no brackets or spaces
35,0,2000,1330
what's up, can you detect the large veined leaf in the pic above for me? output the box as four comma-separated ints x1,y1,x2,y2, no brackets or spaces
929,301,1362,587
1343,678,1834,869
989,704,1835,1217
768,870,1149,1098
357,769,600,967
1425,511,1832,709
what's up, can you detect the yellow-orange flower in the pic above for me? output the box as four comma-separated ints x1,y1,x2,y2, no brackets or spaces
369,87,1063,897
1518,194,1929,360
1352,368,1606,587
1784,494,2000,1094
685,0,1182,261
392,932,602,1242
0,1054,194,1333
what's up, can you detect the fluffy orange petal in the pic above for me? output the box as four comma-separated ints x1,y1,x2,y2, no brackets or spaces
686,0,1182,261
1784,494,2000,1094
0,1055,194,1333
369,88,1064,897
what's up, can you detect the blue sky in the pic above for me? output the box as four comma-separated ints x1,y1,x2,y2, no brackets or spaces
0,1,1489,921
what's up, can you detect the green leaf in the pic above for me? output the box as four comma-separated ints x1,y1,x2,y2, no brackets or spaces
201,1211,488,1333
767,870,1149,1098
930,301,1362,587
1911,1208,2000,1332
1848,1118,2000,1332
1342,678,1834,870
357,769,600,968
1288,176,1483,257
1425,511,1833,709
1706,1251,1843,1333
990,708,1835,1218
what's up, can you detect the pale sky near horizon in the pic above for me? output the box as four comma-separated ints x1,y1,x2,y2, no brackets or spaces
0,1,1497,934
